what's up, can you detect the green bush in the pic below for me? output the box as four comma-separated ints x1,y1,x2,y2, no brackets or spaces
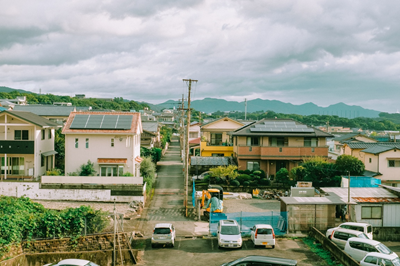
259,179,271,186
79,160,96,176
236,174,252,184
231,180,240,187
45,169,62,176
243,181,250,187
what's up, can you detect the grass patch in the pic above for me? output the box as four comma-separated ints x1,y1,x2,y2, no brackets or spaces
302,237,343,266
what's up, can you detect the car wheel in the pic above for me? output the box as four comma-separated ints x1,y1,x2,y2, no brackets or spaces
271,245,275,249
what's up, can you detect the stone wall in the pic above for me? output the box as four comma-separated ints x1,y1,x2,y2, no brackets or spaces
0,233,139,266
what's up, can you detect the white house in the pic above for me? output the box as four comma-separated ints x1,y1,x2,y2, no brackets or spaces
0,110,61,179
62,111,142,177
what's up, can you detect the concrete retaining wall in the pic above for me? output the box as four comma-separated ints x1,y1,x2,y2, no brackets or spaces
0,182,144,203
309,227,359,266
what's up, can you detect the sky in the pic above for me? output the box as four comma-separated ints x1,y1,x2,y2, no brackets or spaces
1,0,400,113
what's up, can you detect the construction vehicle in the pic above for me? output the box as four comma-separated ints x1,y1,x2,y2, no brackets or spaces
200,185,224,220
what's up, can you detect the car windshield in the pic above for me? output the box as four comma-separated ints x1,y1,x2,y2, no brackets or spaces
221,226,240,235
358,233,368,239
376,243,393,255
393,257,400,266
154,228,171,234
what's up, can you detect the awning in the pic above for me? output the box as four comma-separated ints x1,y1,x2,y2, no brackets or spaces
135,156,143,163
97,158,127,164
42,150,58,156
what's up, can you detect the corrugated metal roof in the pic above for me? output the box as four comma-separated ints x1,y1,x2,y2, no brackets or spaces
322,187,397,198
352,197,400,203
280,196,349,205
142,121,159,132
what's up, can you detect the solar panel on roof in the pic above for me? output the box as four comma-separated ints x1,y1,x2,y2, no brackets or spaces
69,114,132,130
250,128,314,132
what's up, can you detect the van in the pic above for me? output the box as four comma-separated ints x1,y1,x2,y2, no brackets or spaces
344,238,398,262
329,228,369,249
326,222,373,240
217,220,242,249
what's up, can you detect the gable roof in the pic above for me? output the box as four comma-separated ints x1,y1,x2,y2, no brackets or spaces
333,133,376,142
345,142,400,150
231,119,333,137
13,105,90,116
362,145,399,155
1,110,61,128
201,117,244,129
62,111,141,134
142,121,159,133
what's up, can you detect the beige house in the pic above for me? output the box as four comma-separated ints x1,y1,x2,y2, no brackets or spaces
200,117,244,157
334,133,377,155
0,110,61,179
361,145,400,187
62,111,142,177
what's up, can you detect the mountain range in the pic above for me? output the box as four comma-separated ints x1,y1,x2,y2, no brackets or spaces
157,98,382,118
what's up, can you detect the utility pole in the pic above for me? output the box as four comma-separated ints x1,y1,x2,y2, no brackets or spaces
183,78,197,217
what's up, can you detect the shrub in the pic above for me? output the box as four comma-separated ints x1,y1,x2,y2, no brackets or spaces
243,169,251,175
259,179,271,186
243,181,250,187
45,169,62,176
79,160,96,176
236,174,252,184
231,180,240,187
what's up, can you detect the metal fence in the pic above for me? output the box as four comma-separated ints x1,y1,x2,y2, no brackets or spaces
209,211,288,237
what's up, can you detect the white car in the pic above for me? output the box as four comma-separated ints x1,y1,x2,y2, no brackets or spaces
44,259,99,266
250,224,275,249
151,223,176,248
344,237,398,262
217,220,242,249
360,252,400,266
328,228,369,249
326,222,373,240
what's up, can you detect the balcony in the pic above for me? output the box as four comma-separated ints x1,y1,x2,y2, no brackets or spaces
0,140,35,154
200,141,234,156
237,145,329,159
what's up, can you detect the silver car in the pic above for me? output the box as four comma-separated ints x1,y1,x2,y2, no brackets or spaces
151,223,176,248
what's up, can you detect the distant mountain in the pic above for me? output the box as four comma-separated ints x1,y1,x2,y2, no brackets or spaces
0,86,33,94
156,98,381,118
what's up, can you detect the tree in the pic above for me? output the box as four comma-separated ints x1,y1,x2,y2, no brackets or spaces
140,157,156,193
54,128,65,172
209,165,239,185
336,155,365,176
79,160,96,176
275,168,290,188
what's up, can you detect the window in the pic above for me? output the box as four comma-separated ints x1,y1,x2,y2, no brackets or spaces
111,138,115,147
85,138,89,148
75,138,79,148
189,132,198,138
246,136,260,146
14,130,29,140
361,206,382,219
270,137,288,147
41,155,45,167
1,157,25,175
210,133,222,145
388,160,400,167
100,166,124,176
247,161,260,171
369,158,372,163
41,129,45,140
304,137,318,147
48,129,52,139
212,153,224,157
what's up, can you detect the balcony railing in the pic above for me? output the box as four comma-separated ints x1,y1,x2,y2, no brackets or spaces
237,145,329,158
0,140,35,154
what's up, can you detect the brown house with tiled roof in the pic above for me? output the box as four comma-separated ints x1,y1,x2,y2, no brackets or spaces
231,119,333,177
62,111,142,177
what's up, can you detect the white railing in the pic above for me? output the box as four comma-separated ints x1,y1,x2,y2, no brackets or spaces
41,175,143,185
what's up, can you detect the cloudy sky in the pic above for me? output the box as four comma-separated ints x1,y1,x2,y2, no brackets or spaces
1,0,400,112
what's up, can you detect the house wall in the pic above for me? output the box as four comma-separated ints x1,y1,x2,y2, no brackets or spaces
0,182,145,203
354,203,400,227
363,153,379,173
377,149,400,183
189,125,200,140
65,133,138,175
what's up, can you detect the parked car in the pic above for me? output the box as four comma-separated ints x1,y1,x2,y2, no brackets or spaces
360,252,400,266
151,223,176,248
192,171,211,181
250,224,275,248
220,255,297,266
44,259,99,266
329,228,369,249
217,219,242,249
344,237,398,262
326,222,373,239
